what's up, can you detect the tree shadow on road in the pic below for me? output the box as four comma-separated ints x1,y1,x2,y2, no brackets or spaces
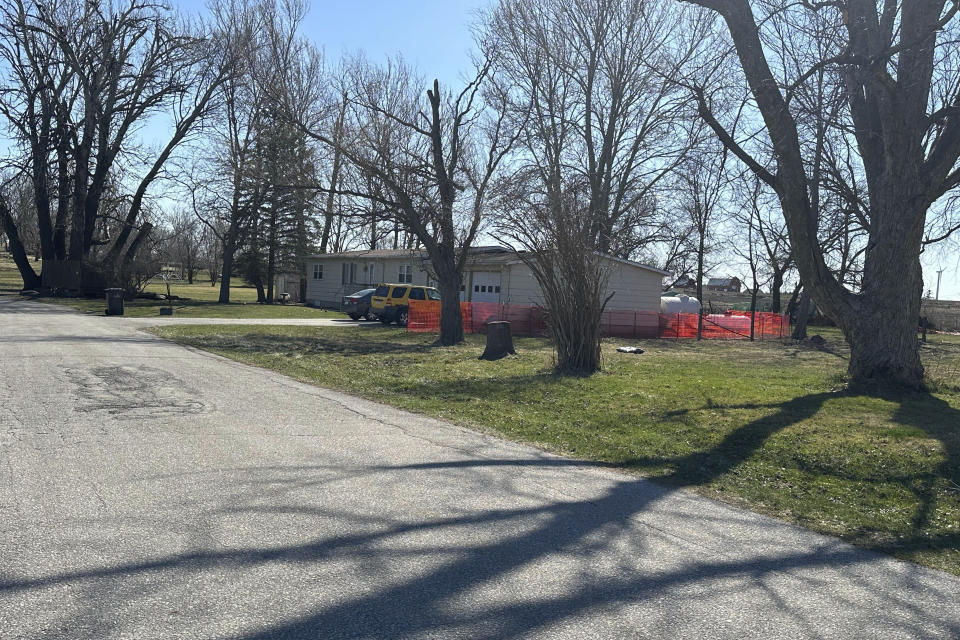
4,387,959,639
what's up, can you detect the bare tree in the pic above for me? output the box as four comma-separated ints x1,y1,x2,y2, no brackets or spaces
674,144,728,338
652,215,699,285
496,177,613,373
479,0,693,372
198,223,223,286
732,178,794,313
167,209,202,284
1,184,39,289
0,173,40,288
184,0,300,303
680,1,960,388
291,56,517,344
735,193,762,340
484,0,692,261
0,0,240,289
317,84,349,254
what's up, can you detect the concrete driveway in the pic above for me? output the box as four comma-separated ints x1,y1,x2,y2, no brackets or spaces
1,296,958,639
119,316,370,328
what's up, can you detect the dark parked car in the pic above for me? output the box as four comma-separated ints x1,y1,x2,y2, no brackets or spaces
342,288,376,320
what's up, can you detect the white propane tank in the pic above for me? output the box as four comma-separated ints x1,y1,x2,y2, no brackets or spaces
660,295,702,314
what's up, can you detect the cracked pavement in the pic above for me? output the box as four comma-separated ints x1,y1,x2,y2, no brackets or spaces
1,296,959,639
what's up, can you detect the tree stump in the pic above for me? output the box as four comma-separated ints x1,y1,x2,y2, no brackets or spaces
479,321,516,361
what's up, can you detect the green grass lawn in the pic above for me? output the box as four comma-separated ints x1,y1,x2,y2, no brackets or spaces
152,323,960,575
0,257,337,319
0,255,30,294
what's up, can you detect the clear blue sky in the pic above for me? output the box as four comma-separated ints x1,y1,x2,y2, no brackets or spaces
171,0,487,86
302,1,486,84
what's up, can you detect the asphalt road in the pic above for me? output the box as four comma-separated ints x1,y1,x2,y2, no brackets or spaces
1,297,958,639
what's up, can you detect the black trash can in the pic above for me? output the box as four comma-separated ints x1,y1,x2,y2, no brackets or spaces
105,288,125,316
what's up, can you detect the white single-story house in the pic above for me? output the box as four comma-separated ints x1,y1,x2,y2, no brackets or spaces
302,246,668,312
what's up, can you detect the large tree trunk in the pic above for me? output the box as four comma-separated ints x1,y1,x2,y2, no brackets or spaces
686,0,940,390
770,269,784,313
695,234,705,340
846,296,923,387
1,198,42,290
120,223,153,275
840,223,925,387
219,234,237,303
786,282,802,317
792,289,810,341
31,140,56,264
436,265,465,346
319,100,347,253
266,216,276,303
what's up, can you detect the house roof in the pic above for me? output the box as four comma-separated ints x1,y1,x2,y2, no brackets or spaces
304,248,425,260
304,246,669,276
503,253,669,276
708,277,739,286
303,245,510,261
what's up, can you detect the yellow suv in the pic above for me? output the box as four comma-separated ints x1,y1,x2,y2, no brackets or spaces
370,283,441,326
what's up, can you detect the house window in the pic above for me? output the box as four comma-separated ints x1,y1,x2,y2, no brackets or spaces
313,264,323,280
495,286,501,293
366,262,377,283
474,285,480,292
398,265,413,283
341,263,356,284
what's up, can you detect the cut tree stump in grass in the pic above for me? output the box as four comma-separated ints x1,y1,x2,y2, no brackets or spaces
479,321,516,361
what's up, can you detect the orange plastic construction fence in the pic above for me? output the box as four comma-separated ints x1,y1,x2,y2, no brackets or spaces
408,300,789,340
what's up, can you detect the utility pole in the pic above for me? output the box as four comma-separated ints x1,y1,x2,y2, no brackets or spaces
936,269,944,300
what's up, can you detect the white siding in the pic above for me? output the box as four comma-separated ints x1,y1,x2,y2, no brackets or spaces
304,252,663,311
503,261,661,311
304,260,342,306
304,256,430,307
501,264,543,306
603,262,662,311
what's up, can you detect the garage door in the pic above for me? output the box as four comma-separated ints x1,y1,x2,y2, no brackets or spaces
471,271,501,303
